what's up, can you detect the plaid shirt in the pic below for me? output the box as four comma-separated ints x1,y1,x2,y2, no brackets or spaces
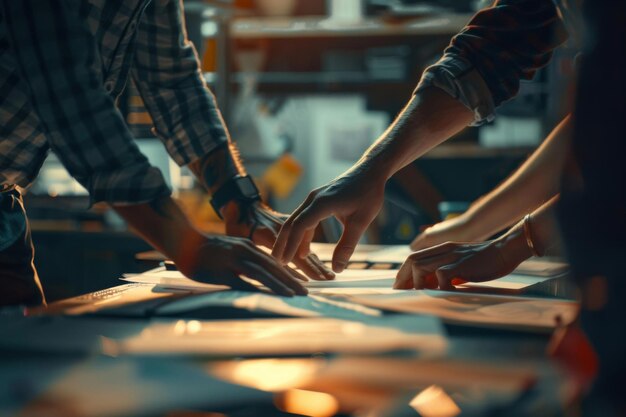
0,0,228,205
416,0,571,125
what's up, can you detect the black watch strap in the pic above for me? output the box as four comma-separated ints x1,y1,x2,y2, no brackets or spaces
210,175,260,218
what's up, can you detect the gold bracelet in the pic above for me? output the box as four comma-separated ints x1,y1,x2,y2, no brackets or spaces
523,214,542,257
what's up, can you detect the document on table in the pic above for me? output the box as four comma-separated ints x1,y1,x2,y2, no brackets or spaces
121,269,230,292
122,268,399,290
309,243,569,277
342,290,579,331
121,267,554,296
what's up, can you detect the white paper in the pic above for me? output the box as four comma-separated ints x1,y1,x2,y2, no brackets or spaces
345,290,579,331
121,270,230,292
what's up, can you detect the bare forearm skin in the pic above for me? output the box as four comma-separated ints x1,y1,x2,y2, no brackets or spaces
113,196,205,273
355,87,474,180
463,116,572,240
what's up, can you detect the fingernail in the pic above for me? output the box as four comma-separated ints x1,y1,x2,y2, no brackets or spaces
333,262,346,273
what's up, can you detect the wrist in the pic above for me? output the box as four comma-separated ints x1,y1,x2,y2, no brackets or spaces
171,230,211,277
495,223,534,267
210,175,260,219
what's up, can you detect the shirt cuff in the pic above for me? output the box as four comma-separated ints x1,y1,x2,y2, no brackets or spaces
414,56,496,126
87,164,171,207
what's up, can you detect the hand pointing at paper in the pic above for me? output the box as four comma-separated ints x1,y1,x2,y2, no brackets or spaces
273,170,387,273
273,88,474,272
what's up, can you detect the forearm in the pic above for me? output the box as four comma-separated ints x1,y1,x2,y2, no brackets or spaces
355,87,474,180
497,195,561,266
188,142,245,195
113,197,206,274
463,116,572,240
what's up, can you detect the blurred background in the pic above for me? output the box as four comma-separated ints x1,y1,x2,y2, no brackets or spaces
26,0,577,300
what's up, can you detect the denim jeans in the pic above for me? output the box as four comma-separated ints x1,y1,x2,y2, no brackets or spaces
0,188,45,306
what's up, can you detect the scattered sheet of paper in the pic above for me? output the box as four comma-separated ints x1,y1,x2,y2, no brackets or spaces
305,269,398,288
121,270,230,292
456,274,551,290
344,290,579,331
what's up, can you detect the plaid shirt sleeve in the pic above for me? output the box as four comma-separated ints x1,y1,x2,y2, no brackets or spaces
132,0,229,167
415,0,569,126
1,0,170,206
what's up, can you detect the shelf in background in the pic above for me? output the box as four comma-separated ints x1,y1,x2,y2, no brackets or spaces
230,14,473,39
204,71,413,85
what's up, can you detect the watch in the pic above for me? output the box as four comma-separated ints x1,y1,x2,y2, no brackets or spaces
210,175,260,219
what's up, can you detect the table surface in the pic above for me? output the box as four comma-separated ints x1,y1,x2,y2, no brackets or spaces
0,246,576,417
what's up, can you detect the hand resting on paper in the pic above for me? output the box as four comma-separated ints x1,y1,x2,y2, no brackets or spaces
223,201,335,281
394,236,532,290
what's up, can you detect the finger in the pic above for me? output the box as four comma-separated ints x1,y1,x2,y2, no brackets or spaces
293,253,334,281
332,217,369,273
240,260,297,297
308,252,335,280
296,229,315,259
393,259,414,289
282,203,333,264
394,251,460,289
246,250,309,295
284,264,309,282
272,194,315,260
227,277,264,293
435,264,459,291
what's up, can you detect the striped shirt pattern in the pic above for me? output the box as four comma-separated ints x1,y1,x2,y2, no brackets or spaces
416,0,569,125
0,0,228,205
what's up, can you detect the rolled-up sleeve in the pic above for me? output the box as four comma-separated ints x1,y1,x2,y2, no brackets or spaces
132,0,229,167
1,0,171,206
415,0,569,125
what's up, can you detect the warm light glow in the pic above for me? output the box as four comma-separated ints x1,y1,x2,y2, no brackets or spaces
211,359,321,392
409,385,460,417
186,320,202,334
277,389,339,417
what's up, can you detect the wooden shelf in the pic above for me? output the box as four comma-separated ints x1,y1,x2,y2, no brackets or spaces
230,14,472,39
204,71,412,85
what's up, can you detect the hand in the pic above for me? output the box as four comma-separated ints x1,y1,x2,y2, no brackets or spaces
395,227,533,290
176,235,308,297
273,169,386,273
410,214,478,251
222,201,335,281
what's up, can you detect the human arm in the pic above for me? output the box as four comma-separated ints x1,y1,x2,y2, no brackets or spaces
2,0,305,295
132,0,333,280
394,195,561,290
273,87,473,272
411,115,572,250
114,196,307,296
273,0,568,272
